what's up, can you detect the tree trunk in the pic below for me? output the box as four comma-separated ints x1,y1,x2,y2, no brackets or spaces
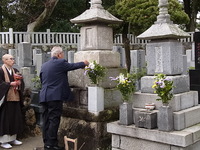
27,0,59,32
122,23,131,73
0,3,3,32
183,0,198,32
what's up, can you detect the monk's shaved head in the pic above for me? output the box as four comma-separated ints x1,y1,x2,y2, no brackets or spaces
2,54,13,62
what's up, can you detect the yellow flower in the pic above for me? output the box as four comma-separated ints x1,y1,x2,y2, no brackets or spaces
152,84,156,88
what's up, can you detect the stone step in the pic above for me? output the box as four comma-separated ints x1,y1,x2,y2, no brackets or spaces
133,91,198,112
133,105,200,131
107,121,200,148
140,75,190,94
174,105,200,130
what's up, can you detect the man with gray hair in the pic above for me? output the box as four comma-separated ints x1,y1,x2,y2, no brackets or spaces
39,46,89,150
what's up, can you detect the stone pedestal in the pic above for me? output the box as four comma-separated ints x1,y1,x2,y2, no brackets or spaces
74,50,120,68
158,106,174,131
134,110,157,129
119,102,133,125
107,121,200,150
88,86,104,115
141,75,190,94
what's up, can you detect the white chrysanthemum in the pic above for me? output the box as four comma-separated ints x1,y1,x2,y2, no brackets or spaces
89,62,95,69
119,73,126,83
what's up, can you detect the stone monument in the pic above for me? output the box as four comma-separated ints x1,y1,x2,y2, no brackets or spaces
58,0,126,149
107,0,200,149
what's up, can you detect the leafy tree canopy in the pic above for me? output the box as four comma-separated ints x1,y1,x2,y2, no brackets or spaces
109,0,189,35
1,0,88,32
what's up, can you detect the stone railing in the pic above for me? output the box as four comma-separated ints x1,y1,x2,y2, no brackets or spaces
0,28,194,46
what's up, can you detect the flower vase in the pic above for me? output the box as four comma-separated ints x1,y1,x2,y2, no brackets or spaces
88,86,104,115
119,102,133,125
158,104,174,131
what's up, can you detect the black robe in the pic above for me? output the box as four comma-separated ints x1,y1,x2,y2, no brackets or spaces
0,67,24,136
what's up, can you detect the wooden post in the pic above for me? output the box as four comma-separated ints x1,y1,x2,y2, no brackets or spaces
64,136,77,150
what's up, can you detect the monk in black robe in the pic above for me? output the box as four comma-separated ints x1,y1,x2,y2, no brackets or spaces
0,54,24,149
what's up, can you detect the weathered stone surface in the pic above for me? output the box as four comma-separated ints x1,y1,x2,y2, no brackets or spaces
112,134,120,148
119,103,133,125
119,135,170,150
0,47,7,65
132,91,198,112
74,50,120,68
21,67,35,89
134,110,157,129
173,105,200,131
183,125,200,143
130,50,146,72
18,42,33,67
80,25,113,51
137,23,190,40
107,121,197,147
141,75,190,94
145,40,184,75
158,106,174,131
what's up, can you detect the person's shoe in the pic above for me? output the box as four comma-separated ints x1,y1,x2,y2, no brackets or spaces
44,145,64,150
0,143,12,149
9,140,22,145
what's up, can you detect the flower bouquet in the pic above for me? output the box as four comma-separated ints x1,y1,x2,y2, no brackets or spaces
152,73,174,104
84,60,106,85
110,73,135,102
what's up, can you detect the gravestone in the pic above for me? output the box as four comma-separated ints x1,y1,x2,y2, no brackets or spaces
130,50,145,73
68,50,75,63
18,42,33,67
113,46,126,67
189,32,200,103
33,48,42,66
0,48,8,65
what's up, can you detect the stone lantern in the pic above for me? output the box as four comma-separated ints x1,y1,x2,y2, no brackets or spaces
137,0,190,94
70,0,122,68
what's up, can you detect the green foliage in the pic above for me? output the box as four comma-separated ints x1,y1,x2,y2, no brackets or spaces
152,74,174,104
0,0,88,32
110,73,135,102
31,75,41,90
130,67,147,81
108,0,189,35
84,61,106,85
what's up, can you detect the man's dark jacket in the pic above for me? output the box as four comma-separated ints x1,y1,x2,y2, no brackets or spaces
39,57,85,103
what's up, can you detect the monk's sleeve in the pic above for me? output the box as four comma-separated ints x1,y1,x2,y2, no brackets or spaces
0,68,10,100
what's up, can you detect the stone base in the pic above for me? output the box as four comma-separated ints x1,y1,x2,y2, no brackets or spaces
158,106,173,131
74,50,120,68
88,86,104,115
119,103,133,125
134,110,157,129
141,75,190,94
107,121,200,150
132,91,198,112
68,67,126,88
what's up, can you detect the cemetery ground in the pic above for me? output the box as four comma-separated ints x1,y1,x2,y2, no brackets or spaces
0,134,43,150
